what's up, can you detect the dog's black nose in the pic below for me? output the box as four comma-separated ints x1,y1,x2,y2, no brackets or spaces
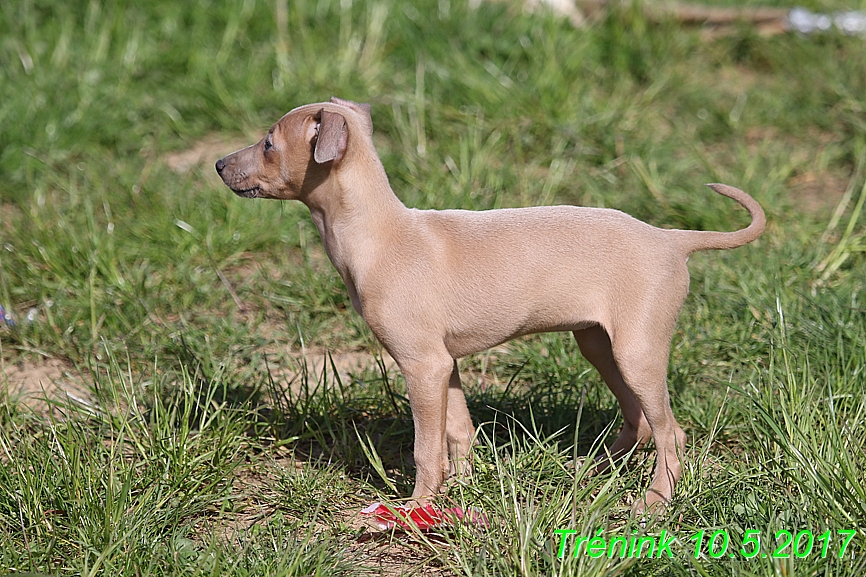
215,158,226,173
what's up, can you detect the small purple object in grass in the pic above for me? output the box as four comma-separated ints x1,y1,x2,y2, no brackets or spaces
0,304,15,327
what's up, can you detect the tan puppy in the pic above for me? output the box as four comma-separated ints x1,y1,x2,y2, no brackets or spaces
216,97,765,513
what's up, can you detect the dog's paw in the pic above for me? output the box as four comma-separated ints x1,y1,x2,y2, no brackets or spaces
631,489,669,522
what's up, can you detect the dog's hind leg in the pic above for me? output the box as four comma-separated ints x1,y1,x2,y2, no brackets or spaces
610,328,687,514
574,325,652,470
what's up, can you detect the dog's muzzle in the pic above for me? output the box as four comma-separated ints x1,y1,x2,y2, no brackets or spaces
215,158,260,197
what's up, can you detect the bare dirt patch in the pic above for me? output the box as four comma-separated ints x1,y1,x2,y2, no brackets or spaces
163,134,253,191
300,349,397,381
1,203,23,232
2,357,93,417
262,348,399,396
787,170,851,216
164,135,252,175
262,344,517,397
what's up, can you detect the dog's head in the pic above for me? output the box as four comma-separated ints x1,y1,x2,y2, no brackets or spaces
215,97,372,200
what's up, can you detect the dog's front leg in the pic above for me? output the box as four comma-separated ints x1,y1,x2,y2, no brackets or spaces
400,353,453,504
447,361,475,479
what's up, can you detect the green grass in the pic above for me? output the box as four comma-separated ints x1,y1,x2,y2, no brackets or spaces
2,0,866,574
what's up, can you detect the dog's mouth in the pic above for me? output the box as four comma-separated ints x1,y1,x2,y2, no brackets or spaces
230,185,262,198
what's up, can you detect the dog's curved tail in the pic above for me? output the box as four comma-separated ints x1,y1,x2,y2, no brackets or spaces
672,183,766,254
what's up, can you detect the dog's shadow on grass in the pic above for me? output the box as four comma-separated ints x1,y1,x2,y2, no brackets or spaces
242,347,626,497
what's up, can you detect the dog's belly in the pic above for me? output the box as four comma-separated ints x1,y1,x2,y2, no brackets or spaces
443,318,597,359
439,282,605,358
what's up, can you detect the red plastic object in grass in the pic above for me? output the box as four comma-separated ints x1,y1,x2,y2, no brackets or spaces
360,502,488,531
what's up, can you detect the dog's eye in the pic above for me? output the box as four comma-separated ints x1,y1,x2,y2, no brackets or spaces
264,135,273,152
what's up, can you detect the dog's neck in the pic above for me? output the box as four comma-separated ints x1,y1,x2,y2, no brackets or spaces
302,155,406,310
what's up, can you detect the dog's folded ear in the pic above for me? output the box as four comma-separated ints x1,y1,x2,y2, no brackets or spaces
314,109,347,164
329,96,373,134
